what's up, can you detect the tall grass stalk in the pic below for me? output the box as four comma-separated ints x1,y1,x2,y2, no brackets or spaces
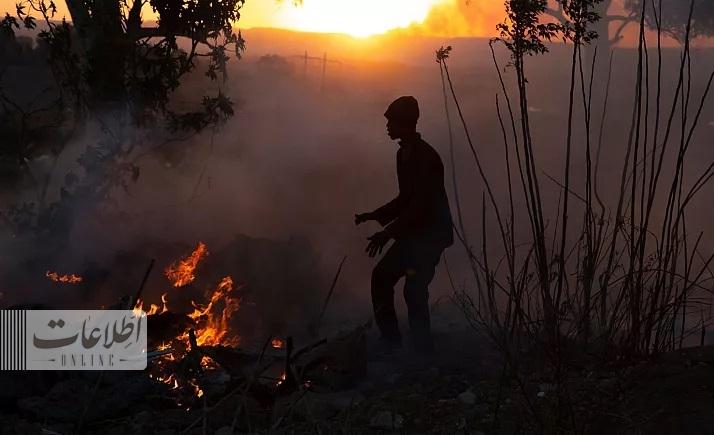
441,0,714,428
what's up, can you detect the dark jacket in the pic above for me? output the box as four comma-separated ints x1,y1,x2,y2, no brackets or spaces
371,133,454,249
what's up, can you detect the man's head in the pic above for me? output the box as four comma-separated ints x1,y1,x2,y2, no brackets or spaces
385,96,419,140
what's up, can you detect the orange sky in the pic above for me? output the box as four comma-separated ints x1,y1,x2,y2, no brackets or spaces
0,0,499,37
0,0,707,46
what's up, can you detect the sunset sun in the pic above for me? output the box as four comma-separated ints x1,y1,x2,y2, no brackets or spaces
273,0,443,37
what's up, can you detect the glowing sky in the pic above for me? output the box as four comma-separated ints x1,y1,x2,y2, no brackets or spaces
0,0,457,37
1,0,702,45
268,0,443,37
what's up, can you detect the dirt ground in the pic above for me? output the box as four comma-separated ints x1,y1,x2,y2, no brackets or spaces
2,320,714,434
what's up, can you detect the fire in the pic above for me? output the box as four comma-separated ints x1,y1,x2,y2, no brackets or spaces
160,293,169,313
134,299,158,315
185,276,241,346
134,292,168,317
45,270,83,284
276,371,287,386
271,338,285,349
188,379,204,398
164,242,208,287
145,243,243,401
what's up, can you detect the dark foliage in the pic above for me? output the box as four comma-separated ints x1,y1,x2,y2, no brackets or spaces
497,0,562,62
625,0,714,41
0,0,246,258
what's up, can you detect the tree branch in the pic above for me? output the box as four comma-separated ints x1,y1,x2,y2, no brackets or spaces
610,13,638,44
609,13,639,23
545,6,567,24
135,26,207,44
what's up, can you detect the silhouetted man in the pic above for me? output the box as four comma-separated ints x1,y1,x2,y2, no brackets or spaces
355,96,453,354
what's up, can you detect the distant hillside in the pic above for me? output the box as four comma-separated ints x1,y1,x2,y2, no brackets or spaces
240,27,494,65
12,23,712,68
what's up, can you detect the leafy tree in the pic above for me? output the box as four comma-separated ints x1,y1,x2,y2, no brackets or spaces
624,0,714,42
0,0,246,261
548,0,713,53
0,0,245,169
2,0,243,116
546,0,638,54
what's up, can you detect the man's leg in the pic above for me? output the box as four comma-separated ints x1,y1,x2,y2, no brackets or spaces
403,247,441,352
371,242,406,343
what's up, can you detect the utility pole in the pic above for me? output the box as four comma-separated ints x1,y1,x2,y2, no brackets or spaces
295,51,339,90
321,52,327,92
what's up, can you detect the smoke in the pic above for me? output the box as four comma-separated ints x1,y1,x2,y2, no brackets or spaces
411,0,504,37
2,26,714,340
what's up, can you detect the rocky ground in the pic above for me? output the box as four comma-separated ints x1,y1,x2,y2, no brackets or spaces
2,320,714,434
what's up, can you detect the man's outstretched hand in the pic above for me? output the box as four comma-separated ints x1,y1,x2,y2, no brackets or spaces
354,212,373,225
366,231,391,258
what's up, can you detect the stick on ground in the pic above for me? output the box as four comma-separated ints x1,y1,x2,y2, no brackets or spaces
132,258,155,309
316,255,347,334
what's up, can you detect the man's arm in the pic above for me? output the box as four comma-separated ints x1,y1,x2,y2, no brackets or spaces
370,195,404,226
358,152,404,226
355,192,404,226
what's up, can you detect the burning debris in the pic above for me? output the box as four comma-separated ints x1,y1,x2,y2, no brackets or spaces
4,239,365,434
272,337,285,349
129,244,245,397
133,242,365,407
45,270,83,284
134,291,168,316
182,275,241,347
164,241,208,287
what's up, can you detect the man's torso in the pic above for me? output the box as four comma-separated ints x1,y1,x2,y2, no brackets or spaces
395,135,453,248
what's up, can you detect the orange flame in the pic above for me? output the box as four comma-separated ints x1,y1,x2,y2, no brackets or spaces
133,298,161,315
45,270,83,284
185,276,241,347
164,242,208,287
147,248,242,397
133,292,168,318
271,338,285,349
160,292,169,313
188,379,204,398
